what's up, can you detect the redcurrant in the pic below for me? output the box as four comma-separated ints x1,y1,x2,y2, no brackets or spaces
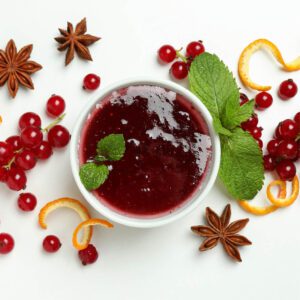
186,41,205,58
6,136,22,151
83,74,101,91
19,112,41,130
0,142,14,165
278,79,298,100
241,114,258,130
78,244,98,265
0,233,14,254
255,92,273,110
18,193,37,212
278,119,298,140
276,160,296,181
46,95,65,118
33,141,53,160
239,93,249,106
15,150,36,170
170,61,188,80
43,235,61,253
20,126,43,149
267,139,280,156
6,168,27,191
277,140,298,160
263,155,277,171
47,125,70,148
158,45,176,63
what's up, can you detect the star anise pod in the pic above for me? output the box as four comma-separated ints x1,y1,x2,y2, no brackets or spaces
54,18,100,66
191,204,252,262
0,39,42,98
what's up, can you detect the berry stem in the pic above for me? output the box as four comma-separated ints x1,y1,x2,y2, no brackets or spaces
43,113,66,133
176,48,187,63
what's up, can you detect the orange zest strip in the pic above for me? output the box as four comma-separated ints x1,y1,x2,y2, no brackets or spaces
72,218,114,250
267,176,299,208
238,39,300,91
0,115,2,125
39,197,93,246
238,180,287,216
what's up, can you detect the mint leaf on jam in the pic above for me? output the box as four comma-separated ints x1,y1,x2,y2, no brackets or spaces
97,134,125,161
189,52,264,200
79,163,109,191
79,134,126,191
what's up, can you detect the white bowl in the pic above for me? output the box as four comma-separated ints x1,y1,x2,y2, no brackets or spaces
70,78,220,228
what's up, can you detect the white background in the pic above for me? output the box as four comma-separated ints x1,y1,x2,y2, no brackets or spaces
0,0,300,299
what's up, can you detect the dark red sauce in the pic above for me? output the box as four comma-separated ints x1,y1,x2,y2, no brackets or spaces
80,85,212,217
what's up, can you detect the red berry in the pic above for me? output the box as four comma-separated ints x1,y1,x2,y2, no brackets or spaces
255,92,273,109
0,233,14,254
170,61,188,80
78,244,98,265
278,119,298,140
0,167,7,182
18,193,37,212
239,93,249,106
46,95,66,118
47,125,70,148
6,136,22,151
256,138,263,148
19,112,41,130
278,79,298,100
267,139,280,156
33,141,53,160
158,45,176,63
43,235,61,253
294,112,300,130
249,127,262,139
241,114,258,130
186,41,205,58
15,150,36,170
274,125,282,139
20,126,43,149
6,168,27,191
83,74,101,91
277,140,298,160
0,142,14,165
276,160,296,181
264,155,277,171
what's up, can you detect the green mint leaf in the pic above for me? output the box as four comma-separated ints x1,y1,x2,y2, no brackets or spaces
218,128,264,200
189,53,240,128
213,118,232,137
79,163,109,191
224,99,255,129
97,134,125,161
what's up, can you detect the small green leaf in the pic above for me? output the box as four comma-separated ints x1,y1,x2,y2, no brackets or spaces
79,163,109,191
218,128,264,200
97,134,125,161
213,118,232,137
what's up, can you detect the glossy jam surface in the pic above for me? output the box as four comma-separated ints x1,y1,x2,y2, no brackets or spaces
80,85,212,217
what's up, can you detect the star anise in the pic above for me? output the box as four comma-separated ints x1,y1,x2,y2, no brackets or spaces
54,18,100,66
0,40,42,98
191,204,252,262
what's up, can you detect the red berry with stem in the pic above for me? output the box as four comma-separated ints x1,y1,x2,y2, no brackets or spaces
47,125,70,148
249,127,262,139
241,114,258,130
278,79,298,100
278,119,298,140
277,140,298,160
6,168,27,191
33,141,53,160
19,112,41,130
46,95,66,118
0,233,14,254
276,160,296,181
158,45,176,63
18,193,37,212
170,61,188,80
83,74,101,91
267,139,280,156
186,41,205,58
20,126,43,149
15,149,36,170
6,136,22,151
0,142,14,166
43,235,61,253
264,155,277,171
78,244,98,265
294,112,300,130
255,92,273,109
239,93,249,106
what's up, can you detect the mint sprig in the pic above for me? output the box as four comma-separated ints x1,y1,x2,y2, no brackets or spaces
189,53,264,200
79,134,125,191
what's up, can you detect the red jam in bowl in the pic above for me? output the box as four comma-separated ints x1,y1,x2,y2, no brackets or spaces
79,85,212,217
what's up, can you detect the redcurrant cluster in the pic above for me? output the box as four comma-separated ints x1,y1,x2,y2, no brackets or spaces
240,79,299,181
0,95,70,191
158,41,205,80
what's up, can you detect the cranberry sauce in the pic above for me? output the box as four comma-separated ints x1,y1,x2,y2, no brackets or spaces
80,85,212,217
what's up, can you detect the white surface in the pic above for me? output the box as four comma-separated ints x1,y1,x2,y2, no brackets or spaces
0,0,300,299
70,77,220,228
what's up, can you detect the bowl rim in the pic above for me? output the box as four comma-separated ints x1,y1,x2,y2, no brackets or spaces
70,77,220,228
